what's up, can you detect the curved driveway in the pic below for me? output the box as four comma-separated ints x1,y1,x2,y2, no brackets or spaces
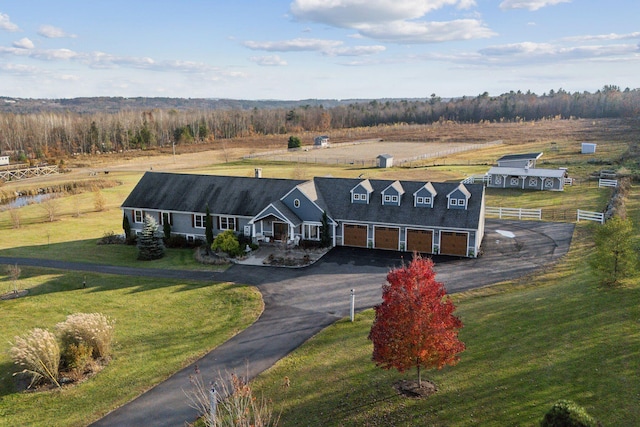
0,219,575,426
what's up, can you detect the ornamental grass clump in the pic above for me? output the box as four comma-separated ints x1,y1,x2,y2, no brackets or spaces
185,367,280,427
55,312,115,359
9,328,61,388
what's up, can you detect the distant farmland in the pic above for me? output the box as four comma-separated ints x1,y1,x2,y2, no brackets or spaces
245,140,502,167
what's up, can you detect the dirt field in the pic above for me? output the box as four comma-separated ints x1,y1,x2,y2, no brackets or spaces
3,118,637,191
247,140,503,166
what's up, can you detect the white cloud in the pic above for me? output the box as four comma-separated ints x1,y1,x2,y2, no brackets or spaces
32,48,79,61
330,45,386,56
499,0,571,11
289,0,488,44
249,55,288,66
244,38,342,52
357,19,495,43
477,41,638,64
244,37,386,57
0,42,244,79
562,32,640,42
0,63,38,74
0,12,19,31
291,0,475,26
13,38,34,49
38,25,76,38
243,38,386,56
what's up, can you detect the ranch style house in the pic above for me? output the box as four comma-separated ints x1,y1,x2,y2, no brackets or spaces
121,172,486,257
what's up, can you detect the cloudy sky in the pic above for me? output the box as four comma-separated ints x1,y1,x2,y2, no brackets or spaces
0,0,638,100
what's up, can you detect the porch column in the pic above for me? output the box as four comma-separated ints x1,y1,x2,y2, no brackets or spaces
502,175,507,188
520,176,526,190
332,223,337,247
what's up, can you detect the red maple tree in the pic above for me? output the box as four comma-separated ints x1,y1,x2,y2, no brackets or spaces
368,255,465,386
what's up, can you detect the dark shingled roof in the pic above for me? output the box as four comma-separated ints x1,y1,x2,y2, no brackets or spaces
121,172,306,216
122,172,483,231
497,152,543,162
314,177,483,230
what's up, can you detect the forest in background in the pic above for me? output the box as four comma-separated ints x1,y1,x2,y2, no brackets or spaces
0,85,638,162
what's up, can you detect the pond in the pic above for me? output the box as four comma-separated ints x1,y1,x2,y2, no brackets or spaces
0,194,51,211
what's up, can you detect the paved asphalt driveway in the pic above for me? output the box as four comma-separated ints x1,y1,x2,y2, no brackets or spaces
0,219,575,426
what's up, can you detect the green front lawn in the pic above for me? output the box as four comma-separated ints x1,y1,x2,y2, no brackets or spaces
0,268,263,427
252,224,640,426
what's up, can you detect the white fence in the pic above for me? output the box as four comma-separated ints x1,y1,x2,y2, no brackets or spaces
0,165,59,182
485,206,542,220
598,178,618,188
462,174,489,184
577,209,605,224
396,140,503,166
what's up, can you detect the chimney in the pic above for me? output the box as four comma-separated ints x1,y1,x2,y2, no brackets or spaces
255,168,262,178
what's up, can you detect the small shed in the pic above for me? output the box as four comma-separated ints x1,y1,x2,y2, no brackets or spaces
581,143,597,154
377,154,393,168
0,156,9,166
314,135,329,148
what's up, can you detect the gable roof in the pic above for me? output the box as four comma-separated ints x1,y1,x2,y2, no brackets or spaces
251,200,302,226
314,177,483,230
414,182,437,197
383,180,405,195
122,173,484,231
447,183,471,198
121,172,306,216
351,179,374,194
488,166,565,178
497,152,543,162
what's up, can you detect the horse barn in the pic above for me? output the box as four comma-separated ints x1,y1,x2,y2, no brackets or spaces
121,172,486,257
487,152,569,191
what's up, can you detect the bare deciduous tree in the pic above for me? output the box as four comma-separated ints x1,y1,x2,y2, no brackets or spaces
42,196,59,222
6,263,21,294
8,206,21,229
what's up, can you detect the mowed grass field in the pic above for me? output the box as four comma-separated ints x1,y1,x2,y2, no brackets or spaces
0,120,638,426
251,187,640,426
0,270,263,427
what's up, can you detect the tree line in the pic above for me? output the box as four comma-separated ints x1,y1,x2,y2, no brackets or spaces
1,85,638,161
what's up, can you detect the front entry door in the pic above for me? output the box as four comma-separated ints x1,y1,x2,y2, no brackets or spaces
273,222,289,241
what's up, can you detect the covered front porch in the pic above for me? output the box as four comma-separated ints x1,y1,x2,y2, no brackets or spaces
250,201,302,245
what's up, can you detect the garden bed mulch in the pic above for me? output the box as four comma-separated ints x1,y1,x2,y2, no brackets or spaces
393,379,438,399
1,289,28,300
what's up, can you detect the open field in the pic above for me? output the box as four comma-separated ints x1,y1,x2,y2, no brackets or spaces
0,119,638,426
0,118,629,260
248,140,502,166
251,218,640,426
0,269,263,427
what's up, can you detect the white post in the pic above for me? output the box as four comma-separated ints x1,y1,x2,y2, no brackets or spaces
350,289,355,322
209,385,217,427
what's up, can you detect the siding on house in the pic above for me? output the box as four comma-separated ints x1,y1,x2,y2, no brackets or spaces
121,172,485,257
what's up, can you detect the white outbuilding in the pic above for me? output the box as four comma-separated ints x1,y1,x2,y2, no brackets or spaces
581,143,597,154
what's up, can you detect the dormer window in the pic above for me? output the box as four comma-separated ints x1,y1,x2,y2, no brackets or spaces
351,179,373,204
381,180,404,206
383,195,399,203
414,182,437,208
447,183,471,210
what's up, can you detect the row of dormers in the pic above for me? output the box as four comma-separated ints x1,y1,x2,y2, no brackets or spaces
349,179,471,210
